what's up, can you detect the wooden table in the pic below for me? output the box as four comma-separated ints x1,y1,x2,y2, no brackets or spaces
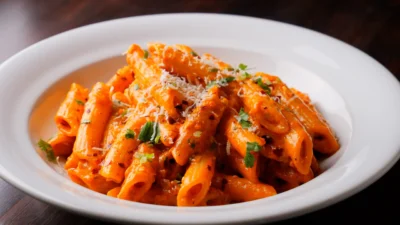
0,0,399,224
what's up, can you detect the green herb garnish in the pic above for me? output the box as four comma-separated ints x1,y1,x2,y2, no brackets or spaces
193,131,202,138
254,77,271,94
209,68,219,73
244,142,262,168
125,129,135,139
37,139,56,162
138,121,160,144
237,108,252,128
143,50,149,59
133,84,140,90
75,99,84,105
135,152,155,164
238,63,248,71
191,51,199,57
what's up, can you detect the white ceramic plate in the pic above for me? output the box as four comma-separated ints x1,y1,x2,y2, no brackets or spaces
0,13,399,224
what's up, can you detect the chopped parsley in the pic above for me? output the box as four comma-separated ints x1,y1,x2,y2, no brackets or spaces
206,76,235,89
125,129,135,139
227,67,235,72
138,121,160,144
237,108,252,129
120,109,128,117
75,99,84,105
133,84,140,90
81,119,91,124
191,51,199,57
37,139,56,162
239,71,251,80
244,142,262,168
254,77,271,94
135,152,155,164
238,63,248,71
193,131,202,138
143,50,149,59
209,68,219,73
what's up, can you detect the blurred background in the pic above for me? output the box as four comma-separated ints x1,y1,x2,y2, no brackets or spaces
0,0,399,224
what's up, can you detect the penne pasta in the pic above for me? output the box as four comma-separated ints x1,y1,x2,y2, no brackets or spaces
257,73,339,154
55,83,89,137
39,43,339,207
171,86,227,165
177,152,216,206
48,132,75,157
118,144,159,201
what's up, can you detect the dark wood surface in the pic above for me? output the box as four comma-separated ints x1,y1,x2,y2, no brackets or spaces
0,0,399,224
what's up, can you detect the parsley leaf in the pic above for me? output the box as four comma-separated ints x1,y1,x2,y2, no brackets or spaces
81,119,91,124
238,63,248,71
135,152,155,164
239,108,249,121
239,71,251,80
206,76,235,89
121,109,128,117
243,142,262,168
143,50,149,59
37,139,56,162
254,77,271,94
191,51,199,57
125,129,135,139
75,99,84,105
239,120,252,129
244,151,255,168
227,67,235,72
193,131,202,137
209,68,219,73
133,84,140,90
246,142,261,152
138,121,160,144
206,81,217,89
237,108,252,129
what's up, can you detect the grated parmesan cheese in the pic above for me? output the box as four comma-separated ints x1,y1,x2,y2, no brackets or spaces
226,141,231,156
92,147,109,152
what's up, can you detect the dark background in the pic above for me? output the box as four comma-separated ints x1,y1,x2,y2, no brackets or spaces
0,0,399,224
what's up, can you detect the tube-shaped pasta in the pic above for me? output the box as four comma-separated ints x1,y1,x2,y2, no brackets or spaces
99,113,148,183
101,109,126,150
222,112,265,157
158,122,180,147
171,86,227,165
67,161,118,194
107,65,134,94
64,152,79,170
118,144,159,201
213,174,276,202
72,82,112,166
260,110,313,175
55,83,89,136
107,187,121,197
177,152,216,206
241,79,289,134
198,187,231,206
264,160,314,193
280,110,313,174
48,132,75,157
228,150,259,183
162,45,219,84
158,150,185,180
257,73,339,154
126,44,183,119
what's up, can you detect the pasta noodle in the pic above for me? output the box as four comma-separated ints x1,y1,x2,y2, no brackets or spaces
38,42,340,206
